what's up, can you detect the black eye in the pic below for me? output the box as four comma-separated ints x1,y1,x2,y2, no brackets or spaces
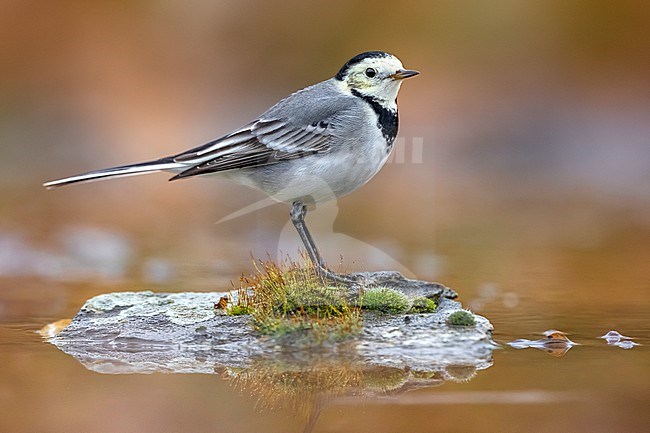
365,68,377,78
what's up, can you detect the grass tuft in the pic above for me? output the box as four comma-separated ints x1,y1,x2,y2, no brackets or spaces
228,257,360,342
224,256,442,342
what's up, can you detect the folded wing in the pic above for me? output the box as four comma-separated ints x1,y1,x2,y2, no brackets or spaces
170,118,332,180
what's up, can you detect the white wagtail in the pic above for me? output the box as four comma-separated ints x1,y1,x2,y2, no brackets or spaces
44,51,419,283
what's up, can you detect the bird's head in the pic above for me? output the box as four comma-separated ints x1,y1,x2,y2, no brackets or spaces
335,51,419,106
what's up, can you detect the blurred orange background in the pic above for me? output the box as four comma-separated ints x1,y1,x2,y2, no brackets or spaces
0,2,649,432
2,1,648,276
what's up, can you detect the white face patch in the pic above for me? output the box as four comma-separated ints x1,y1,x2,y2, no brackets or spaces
343,56,406,107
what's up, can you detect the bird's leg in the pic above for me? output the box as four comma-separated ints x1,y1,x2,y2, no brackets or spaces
290,201,356,285
290,201,323,268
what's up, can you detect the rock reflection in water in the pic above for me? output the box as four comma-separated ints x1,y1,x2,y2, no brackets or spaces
224,359,482,432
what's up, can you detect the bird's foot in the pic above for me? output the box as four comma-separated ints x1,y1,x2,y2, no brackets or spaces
315,265,358,286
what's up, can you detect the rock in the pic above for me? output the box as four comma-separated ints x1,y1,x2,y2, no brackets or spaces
347,270,458,300
49,289,494,377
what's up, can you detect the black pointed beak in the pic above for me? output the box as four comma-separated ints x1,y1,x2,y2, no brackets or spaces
389,69,420,80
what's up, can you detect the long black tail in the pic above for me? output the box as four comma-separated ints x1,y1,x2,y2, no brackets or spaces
43,157,181,189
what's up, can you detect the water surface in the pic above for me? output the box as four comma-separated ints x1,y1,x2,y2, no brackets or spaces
1,225,648,433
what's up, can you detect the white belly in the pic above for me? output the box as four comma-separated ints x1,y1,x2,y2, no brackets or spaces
225,128,391,205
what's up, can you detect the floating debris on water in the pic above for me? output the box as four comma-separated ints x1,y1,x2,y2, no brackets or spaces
508,330,578,357
600,330,641,349
600,330,632,342
38,319,72,339
612,340,640,349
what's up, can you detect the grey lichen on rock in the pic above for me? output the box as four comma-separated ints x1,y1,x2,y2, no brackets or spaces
82,291,221,325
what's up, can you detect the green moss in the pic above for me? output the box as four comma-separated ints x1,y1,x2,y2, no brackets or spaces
273,282,347,316
236,258,361,342
360,287,411,314
447,310,476,326
408,297,437,314
227,304,253,316
229,257,442,341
